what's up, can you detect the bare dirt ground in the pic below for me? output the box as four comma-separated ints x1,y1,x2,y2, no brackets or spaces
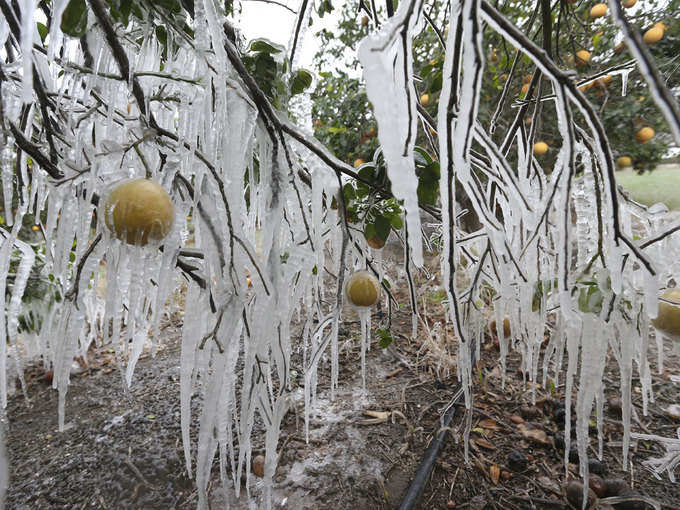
5,245,680,509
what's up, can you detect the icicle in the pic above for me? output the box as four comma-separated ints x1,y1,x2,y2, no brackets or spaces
20,0,37,103
1,145,14,227
357,0,425,267
7,238,35,400
359,308,369,392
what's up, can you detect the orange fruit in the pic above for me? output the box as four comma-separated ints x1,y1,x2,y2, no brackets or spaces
589,3,607,18
617,156,632,168
575,50,591,65
252,455,265,478
634,126,655,143
353,158,366,168
534,142,549,155
104,179,174,246
652,289,680,341
345,271,380,307
622,0,636,7
643,26,664,44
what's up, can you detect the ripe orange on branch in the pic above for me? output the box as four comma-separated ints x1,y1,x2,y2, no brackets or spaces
634,126,655,143
575,50,591,66
617,156,632,168
104,179,174,246
534,142,549,155
643,26,664,44
589,3,607,18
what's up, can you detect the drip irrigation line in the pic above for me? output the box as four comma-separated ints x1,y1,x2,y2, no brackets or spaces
397,344,476,510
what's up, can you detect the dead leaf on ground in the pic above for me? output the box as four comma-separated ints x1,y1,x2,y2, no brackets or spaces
473,437,496,450
537,475,561,495
478,418,502,430
358,410,390,425
517,423,550,445
489,464,500,485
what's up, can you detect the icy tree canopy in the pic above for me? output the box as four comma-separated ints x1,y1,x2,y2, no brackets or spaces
0,0,679,507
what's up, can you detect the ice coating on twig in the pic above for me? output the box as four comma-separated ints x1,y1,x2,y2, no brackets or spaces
358,0,425,268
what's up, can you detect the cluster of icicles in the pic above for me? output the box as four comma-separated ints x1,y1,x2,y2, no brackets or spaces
1,0,679,507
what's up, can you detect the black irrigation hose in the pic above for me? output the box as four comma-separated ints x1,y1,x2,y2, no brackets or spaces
397,345,476,510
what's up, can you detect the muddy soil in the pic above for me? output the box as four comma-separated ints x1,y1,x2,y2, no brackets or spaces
5,247,680,509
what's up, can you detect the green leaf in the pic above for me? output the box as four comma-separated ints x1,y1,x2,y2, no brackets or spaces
290,69,314,95
428,71,443,93
376,328,393,348
389,213,403,231
374,215,391,241
118,0,133,25
155,25,168,48
364,222,377,241
417,161,440,206
357,165,375,182
343,183,356,200
578,282,603,314
414,146,433,166
61,0,88,38
249,38,284,54
156,0,182,13
317,0,334,17
37,22,48,43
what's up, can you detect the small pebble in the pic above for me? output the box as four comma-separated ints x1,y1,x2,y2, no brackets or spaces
520,405,539,418
554,431,565,450
565,480,598,509
509,415,524,424
588,458,607,475
588,474,607,497
507,449,528,472
603,478,629,497
608,396,622,415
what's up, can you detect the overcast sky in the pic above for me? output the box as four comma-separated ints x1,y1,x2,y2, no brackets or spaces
238,0,340,68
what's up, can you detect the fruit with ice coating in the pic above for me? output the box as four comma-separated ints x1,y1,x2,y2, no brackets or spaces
651,289,680,343
104,179,174,246
345,271,380,307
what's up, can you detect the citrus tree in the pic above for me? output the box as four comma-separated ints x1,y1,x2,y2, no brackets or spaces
0,0,679,508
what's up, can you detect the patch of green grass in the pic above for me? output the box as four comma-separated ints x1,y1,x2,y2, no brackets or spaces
616,165,680,211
